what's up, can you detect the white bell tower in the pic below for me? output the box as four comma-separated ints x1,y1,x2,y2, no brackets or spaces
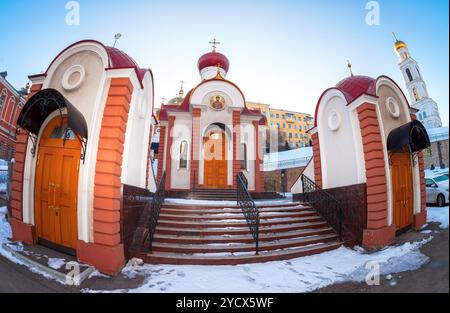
394,35,442,128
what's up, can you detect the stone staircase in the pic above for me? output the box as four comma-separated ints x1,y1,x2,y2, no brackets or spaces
188,189,237,200
140,201,342,265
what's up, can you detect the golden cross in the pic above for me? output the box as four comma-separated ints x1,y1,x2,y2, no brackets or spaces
209,38,221,52
347,60,354,77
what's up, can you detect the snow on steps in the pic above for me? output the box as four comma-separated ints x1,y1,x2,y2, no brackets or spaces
140,201,342,265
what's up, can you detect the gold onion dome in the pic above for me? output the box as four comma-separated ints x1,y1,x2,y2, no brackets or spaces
395,40,407,51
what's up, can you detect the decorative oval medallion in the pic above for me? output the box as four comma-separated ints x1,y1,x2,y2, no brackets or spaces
62,65,86,91
386,97,400,118
327,110,342,131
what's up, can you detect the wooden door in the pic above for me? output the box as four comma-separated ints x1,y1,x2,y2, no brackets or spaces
391,152,413,231
203,130,228,188
35,117,81,250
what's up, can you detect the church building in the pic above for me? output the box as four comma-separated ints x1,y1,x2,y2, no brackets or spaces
394,36,442,129
10,40,156,274
156,42,266,193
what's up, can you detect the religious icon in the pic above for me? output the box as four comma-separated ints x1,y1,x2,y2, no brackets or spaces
210,95,225,111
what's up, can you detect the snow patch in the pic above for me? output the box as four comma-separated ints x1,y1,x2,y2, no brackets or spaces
427,206,449,229
86,238,432,293
48,258,66,270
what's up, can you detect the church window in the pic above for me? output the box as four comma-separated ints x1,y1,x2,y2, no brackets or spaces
179,141,188,169
413,87,420,102
406,68,413,82
0,89,7,114
423,111,427,119
240,143,247,170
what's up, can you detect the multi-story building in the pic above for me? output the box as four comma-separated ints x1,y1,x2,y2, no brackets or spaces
246,102,314,149
0,71,27,160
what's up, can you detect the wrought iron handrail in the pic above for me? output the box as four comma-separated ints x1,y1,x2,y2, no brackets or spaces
301,175,343,241
236,172,260,254
148,171,166,252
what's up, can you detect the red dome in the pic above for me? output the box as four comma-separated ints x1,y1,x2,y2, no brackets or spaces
335,75,377,103
198,51,230,72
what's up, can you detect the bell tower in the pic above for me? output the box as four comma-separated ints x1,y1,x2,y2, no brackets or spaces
394,34,442,128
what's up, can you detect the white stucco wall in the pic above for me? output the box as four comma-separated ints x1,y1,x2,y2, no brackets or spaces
169,113,192,190
317,91,360,189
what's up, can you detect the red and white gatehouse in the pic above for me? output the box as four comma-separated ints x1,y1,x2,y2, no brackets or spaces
156,48,266,194
291,74,431,249
10,40,156,274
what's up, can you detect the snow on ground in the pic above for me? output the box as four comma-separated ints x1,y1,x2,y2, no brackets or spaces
48,258,66,270
425,168,449,179
164,198,293,206
427,206,449,229
85,238,432,293
0,209,61,282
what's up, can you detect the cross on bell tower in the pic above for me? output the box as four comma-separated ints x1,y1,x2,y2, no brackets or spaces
209,38,221,52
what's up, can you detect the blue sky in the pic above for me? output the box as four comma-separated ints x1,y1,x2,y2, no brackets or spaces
0,0,448,124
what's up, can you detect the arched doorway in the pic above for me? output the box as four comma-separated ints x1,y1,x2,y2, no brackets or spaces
390,151,413,231
34,116,81,253
203,125,228,189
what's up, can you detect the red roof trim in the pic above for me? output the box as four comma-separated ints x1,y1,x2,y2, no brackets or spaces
29,39,150,88
313,75,412,127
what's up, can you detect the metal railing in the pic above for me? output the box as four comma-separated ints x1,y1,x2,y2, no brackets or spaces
301,175,343,241
263,156,312,171
236,172,260,254
147,171,166,252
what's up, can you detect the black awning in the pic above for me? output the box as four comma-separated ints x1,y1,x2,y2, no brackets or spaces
387,120,431,153
17,88,88,140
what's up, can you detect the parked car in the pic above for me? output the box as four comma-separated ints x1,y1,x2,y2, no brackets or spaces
426,175,449,207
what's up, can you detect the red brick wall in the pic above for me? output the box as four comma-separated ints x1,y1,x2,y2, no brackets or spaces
156,125,166,185
191,108,201,188
253,121,264,192
10,83,43,222
0,78,25,148
357,103,388,230
232,111,241,188
165,116,176,190
93,78,133,247
311,132,322,187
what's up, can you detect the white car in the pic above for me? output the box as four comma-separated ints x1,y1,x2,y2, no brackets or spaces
425,175,449,207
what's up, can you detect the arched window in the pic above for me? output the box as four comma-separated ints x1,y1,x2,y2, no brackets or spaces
179,141,188,169
423,111,427,119
413,87,420,102
406,68,413,82
8,96,16,123
240,143,247,170
0,89,7,114
418,112,422,120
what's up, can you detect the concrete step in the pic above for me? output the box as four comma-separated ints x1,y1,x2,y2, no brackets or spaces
154,227,335,244
157,215,323,229
152,234,338,254
142,241,343,265
155,220,329,236
158,210,317,221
